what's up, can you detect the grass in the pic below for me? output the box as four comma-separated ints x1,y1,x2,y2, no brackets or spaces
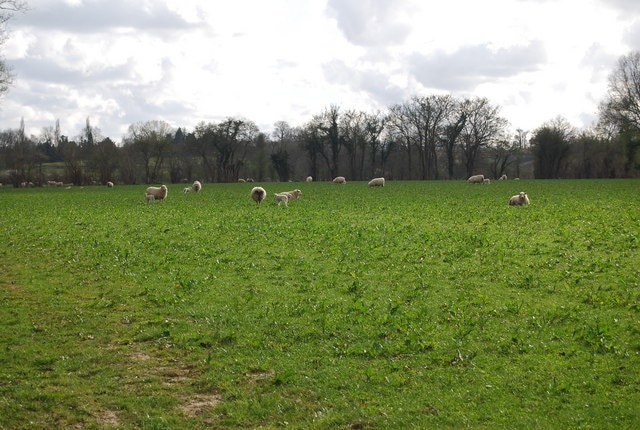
0,179,639,429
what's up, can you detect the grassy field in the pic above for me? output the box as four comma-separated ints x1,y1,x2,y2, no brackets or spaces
0,179,639,429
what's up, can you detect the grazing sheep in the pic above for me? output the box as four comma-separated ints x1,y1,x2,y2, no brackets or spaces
145,193,155,203
145,184,168,201
306,176,313,182
499,174,507,180
192,180,202,192
483,178,491,184
183,186,192,193
246,178,254,182
468,174,485,184
368,177,385,187
106,181,114,187
238,178,246,183
251,186,267,204
509,191,530,206
274,192,289,207
333,176,346,184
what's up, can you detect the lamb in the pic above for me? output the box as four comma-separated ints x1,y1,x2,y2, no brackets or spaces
499,174,507,180
483,178,491,184
467,174,484,184
145,184,168,201
145,193,155,203
183,186,192,193
368,177,385,187
250,186,267,204
509,191,530,206
106,181,114,187
282,189,301,200
274,192,289,207
306,176,313,182
333,176,346,184
192,180,202,192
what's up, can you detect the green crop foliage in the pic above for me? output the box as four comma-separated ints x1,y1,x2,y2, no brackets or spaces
1,179,639,428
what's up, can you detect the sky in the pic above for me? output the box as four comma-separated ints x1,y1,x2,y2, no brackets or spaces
0,0,639,143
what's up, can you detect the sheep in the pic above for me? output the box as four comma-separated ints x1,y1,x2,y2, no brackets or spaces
183,186,192,193
281,189,301,200
483,178,491,184
499,174,507,180
306,176,313,182
145,193,155,203
145,184,168,201
238,178,246,183
333,176,346,184
250,186,267,204
509,191,530,206
106,181,114,187
467,174,484,184
274,192,289,207
192,180,202,192
368,177,385,187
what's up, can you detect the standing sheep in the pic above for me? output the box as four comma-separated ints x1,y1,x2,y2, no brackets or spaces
251,186,267,204
508,191,530,206
192,180,202,192
368,177,385,187
333,176,346,184
183,186,192,193
145,185,168,201
281,189,301,200
145,193,155,203
274,192,289,207
106,181,114,187
306,176,313,182
483,178,491,184
468,174,485,184
499,174,508,180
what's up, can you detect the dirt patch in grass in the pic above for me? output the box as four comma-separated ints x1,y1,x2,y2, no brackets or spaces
180,394,221,417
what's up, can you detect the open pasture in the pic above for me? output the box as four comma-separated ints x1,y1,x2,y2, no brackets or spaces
1,179,639,428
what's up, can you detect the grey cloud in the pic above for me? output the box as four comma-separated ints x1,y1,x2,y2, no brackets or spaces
408,41,547,91
596,0,640,14
15,0,201,34
623,21,640,48
326,0,412,46
323,59,406,106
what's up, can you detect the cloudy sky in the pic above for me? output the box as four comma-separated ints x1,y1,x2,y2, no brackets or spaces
0,0,639,142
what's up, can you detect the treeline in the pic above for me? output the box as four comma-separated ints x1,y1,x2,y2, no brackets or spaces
2,51,640,186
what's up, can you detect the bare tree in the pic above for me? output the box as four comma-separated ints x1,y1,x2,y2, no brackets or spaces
0,1,28,96
127,120,173,183
459,97,508,178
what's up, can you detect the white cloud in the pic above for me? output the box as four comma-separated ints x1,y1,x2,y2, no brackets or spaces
0,0,637,141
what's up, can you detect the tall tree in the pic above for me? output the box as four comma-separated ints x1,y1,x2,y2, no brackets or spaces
459,97,508,178
530,117,574,179
126,120,173,183
0,1,28,97
598,51,640,173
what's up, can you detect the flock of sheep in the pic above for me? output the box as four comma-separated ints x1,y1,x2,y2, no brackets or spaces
136,174,530,207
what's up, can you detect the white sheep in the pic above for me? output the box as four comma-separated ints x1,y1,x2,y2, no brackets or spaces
483,178,491,184
499,174,507,180
306,176,313,182
145,193,155,203
333,176,346,184
468,174,484,184
368,177,385,187
509,191,530,206
192,180,202,192
251,186,267,204
183,186,192,193
274,192,289,207
106,181,114,187
282,189,301,200
238,178,246,183
145,184,168,201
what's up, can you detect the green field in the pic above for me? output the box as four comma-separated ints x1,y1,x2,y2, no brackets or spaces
1,180,639,429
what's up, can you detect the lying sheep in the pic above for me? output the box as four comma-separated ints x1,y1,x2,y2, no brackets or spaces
192,180,202,192
306,176,313,182
183,186,192,193
274,192,289,207
468,174,484,184
145,184,168,201
251,186,267,204
333,176,346,184
509,191,530,206
368,177,385,187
